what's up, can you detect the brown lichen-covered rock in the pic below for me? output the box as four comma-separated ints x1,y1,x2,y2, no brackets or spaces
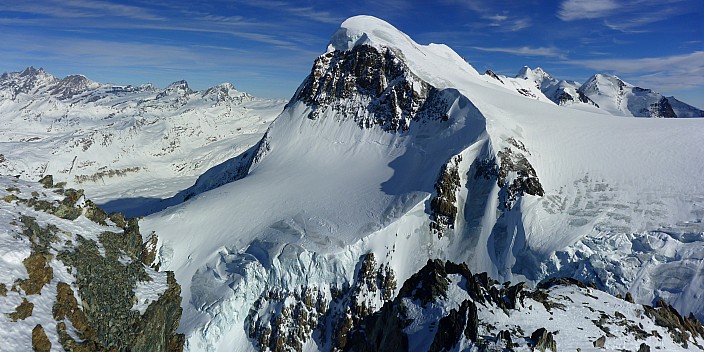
31,325,51,352
8,297,34,321
53,282,95,342
55,216,183,352
84,199,108,225
141,232,160,269
17,252,53,295
109,212,128,228
132,271,185,352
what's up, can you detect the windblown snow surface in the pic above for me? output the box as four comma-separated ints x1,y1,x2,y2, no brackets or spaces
139,16,704,351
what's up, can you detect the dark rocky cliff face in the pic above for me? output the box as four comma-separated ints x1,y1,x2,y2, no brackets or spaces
295,44,453,131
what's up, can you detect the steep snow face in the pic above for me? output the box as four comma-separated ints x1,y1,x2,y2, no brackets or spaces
0,68,285,216
140,15,704,351
578,73,676,117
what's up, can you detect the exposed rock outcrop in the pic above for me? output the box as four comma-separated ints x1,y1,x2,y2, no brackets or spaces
474,139,544,210
430,155,462,236
296,44,453,131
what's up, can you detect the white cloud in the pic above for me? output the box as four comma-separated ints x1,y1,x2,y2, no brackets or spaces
570,51,704,91
471,46,566,59
558,0,620,21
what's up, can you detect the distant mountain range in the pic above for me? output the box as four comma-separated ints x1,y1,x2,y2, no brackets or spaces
0,66,286,215
485,66,703,118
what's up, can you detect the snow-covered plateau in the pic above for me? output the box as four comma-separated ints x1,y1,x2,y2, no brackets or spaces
2,14,704,352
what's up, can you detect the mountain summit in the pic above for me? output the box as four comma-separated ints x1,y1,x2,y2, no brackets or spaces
134,15,704,351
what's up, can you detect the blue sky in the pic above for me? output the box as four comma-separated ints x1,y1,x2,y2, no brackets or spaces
1,0,702,107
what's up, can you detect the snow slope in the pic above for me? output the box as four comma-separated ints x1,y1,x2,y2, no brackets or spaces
138,15,704,351
0,68,285,216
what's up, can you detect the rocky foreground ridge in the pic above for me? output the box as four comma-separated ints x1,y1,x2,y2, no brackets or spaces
0,175,184,351
242,254,704,351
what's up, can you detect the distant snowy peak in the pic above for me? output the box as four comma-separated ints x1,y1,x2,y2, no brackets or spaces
667,96,704,117
0,66,58,98
515,66,555,89
482,68,554,103
578,73,677,117
505,68,701,117
50,74,102,99
0,67,255,103
201,82,252,102
579,73,630,96
512,66,598,108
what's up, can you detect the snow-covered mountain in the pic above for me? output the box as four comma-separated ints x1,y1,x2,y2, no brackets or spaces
130,16,704,351
490,66,702,118
578,73,678,117
516,66,602,110
0,67,286,216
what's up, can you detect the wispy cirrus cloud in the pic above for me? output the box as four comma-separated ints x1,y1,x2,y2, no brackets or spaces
557,0,695,33
471,46,566,59
0,0,164,21
482,14,531,32
442,0,532,32
570,51,704,90
229,0,343,24
557,0,620,21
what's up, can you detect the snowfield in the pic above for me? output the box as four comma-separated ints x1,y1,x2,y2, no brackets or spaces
130,15,704,351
